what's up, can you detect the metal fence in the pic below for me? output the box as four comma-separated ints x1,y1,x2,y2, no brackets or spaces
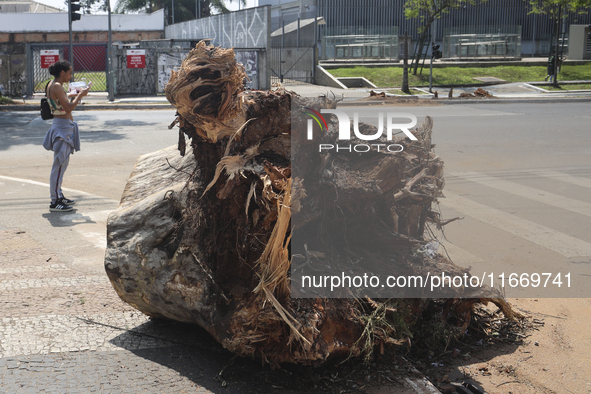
0,42,26,97
315,0,591,56
269,45,315,85
443,26,522,60
135,40,263,93
28,43,107,95
321,26,399,60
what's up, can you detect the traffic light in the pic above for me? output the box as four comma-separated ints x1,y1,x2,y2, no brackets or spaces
432,44,442,59
70,0,82,22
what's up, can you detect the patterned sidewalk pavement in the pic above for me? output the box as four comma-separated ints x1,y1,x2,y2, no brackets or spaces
0,229,247,393
0,228,440,394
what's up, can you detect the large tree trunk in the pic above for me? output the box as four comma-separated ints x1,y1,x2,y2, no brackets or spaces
104,42,519,366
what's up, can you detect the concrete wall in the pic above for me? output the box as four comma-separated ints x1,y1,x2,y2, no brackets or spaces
569,25,591,60
0,10,164,43
0,11,164,96
165,6,272,89
0,10,164,33
0,31,163,44
113,48,158,96
314,65,346,89
270,18,316,47
165,6,270,49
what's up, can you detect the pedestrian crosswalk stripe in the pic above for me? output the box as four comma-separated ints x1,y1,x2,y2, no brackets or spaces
525,169,591,190
450,171,591,218
439,241,484,265
440,192,591,258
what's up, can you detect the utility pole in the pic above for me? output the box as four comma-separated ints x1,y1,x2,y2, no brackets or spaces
553,4,561,87
107,0,114,101
429,45,434,93
429,42,441,93
401,32,410,94
68,0,82,79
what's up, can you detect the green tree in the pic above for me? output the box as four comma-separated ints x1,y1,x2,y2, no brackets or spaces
81,0,110,13
526,0,591,17
114,0,245,23
526,0,591,85
63,0,110,14
404,0,484,75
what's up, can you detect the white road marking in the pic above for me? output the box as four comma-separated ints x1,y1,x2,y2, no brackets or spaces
526,169,591,190
0,175,93,196
440,192,591,258
439,241,484,265
0,175,116,249
0,264,70,274
450,171,591,218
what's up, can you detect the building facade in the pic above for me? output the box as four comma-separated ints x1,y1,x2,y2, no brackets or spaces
0,9,164,96
261,0,591,58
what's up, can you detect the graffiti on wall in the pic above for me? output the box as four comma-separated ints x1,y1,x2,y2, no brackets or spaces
114,48,157,95
165,7,269,49
0,43,27,97
157,52,186,94
156,50,259,93
235,51,257,89
0,57,27,96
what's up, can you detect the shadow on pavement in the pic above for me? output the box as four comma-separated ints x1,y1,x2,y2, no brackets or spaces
0,112,138,151
107,318,430,394
42,210,97,227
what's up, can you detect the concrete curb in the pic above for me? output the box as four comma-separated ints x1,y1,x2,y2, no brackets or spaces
339,96,591,106
2,96,591,112
1,103,175,111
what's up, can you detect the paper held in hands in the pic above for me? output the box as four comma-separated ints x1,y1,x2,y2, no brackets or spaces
68,80,91,102
69,80,90,93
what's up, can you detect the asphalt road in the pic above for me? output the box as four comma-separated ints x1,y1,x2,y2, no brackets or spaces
0,103,590,392
346,102,591,298
0,110,177,275
1,104,590,291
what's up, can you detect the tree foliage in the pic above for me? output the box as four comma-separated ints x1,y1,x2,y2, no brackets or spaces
526,0,591,18
63,0,109,14
404,0,480,34
404,0,483,74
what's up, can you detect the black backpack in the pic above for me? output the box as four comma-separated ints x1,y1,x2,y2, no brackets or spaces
41,81,54,120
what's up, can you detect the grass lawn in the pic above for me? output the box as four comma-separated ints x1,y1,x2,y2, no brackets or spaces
328,64,591,88
34,71,106,92
0,96,15,104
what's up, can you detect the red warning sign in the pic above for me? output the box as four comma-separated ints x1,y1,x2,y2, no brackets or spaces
41,50,59,69
126,49,146,69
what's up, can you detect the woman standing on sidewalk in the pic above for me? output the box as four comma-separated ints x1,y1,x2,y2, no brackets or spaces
42,60,88,212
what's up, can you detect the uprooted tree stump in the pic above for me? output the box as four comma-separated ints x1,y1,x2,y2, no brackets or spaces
104,42,520,366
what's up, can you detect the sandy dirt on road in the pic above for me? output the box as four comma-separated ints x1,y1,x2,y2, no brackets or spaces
428,297,591,394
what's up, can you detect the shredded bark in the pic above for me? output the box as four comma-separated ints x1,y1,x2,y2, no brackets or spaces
106,42,520,366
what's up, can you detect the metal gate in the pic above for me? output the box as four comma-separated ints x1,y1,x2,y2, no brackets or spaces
28,43,107,95
269,46,315,85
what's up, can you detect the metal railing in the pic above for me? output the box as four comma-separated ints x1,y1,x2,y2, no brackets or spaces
443,26,522,60
29,43,107,95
